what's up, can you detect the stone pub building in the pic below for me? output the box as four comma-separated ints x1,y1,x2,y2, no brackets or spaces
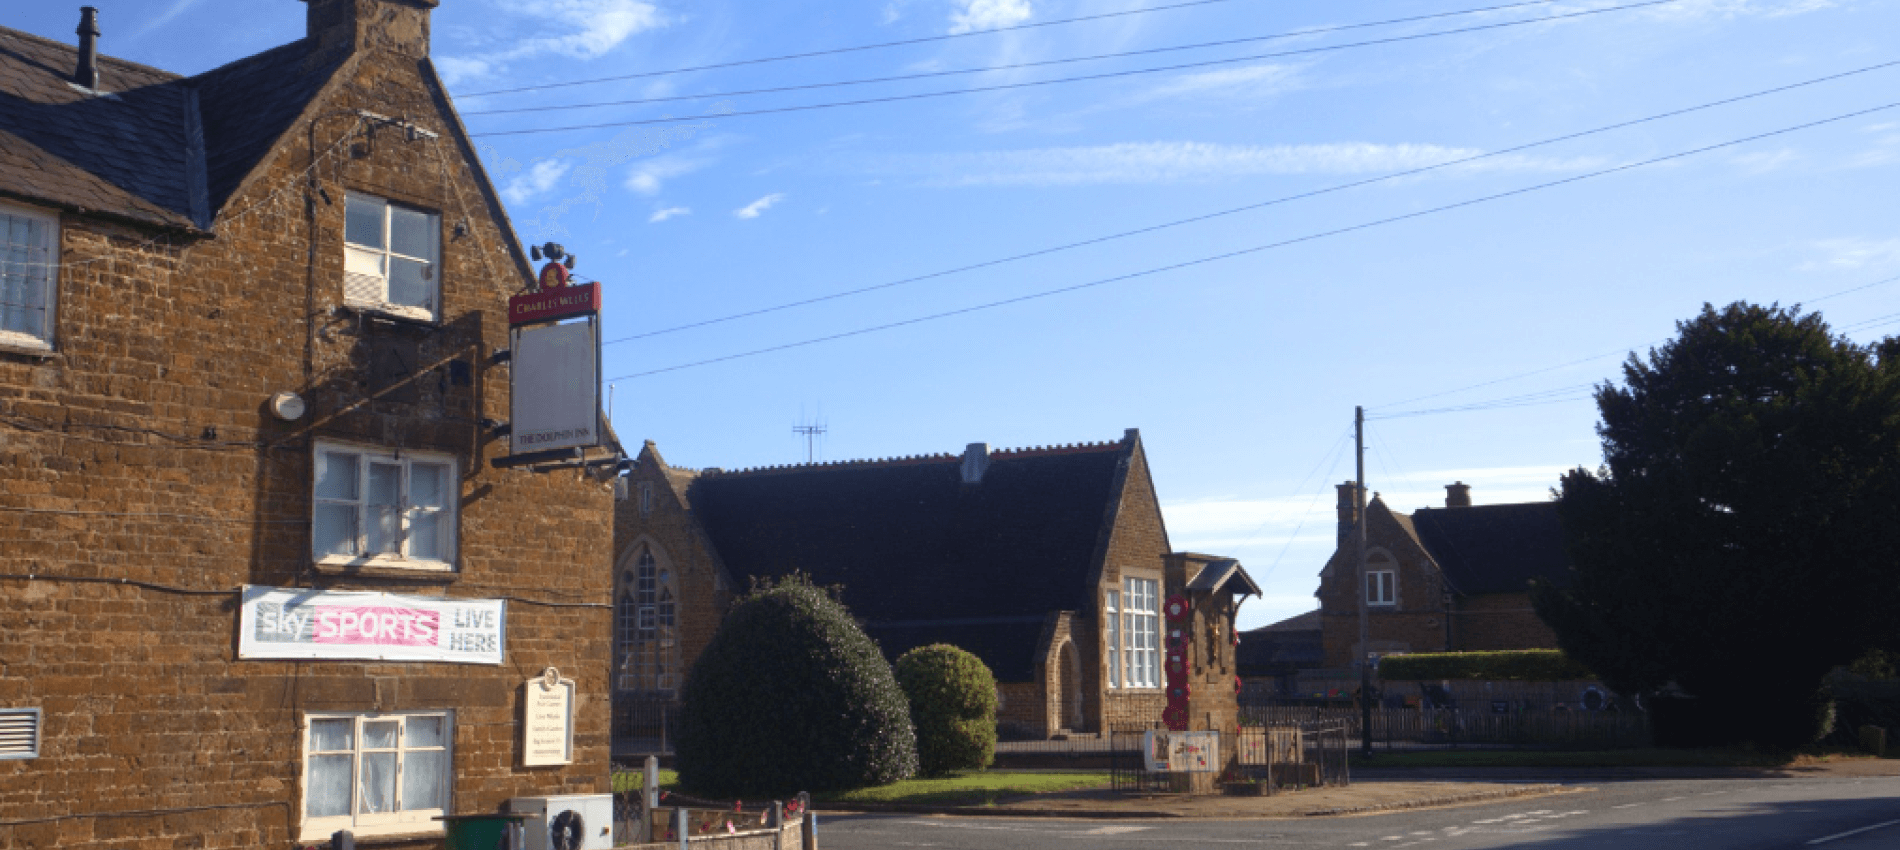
0,1,617,847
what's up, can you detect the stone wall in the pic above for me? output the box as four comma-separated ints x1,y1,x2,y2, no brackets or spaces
0,3,613,847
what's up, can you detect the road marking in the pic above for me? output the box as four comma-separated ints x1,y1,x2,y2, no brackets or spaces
1807,819,1900,845
1082,826,1152,835
1661,796,1686,801
1613,803,1643,809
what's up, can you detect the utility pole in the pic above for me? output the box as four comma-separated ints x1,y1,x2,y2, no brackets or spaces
1356,405,1372,758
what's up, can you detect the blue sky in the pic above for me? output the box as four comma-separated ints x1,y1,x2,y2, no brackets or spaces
16,0,1900,629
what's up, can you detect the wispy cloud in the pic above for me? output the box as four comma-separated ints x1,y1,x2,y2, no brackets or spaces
1802,237,1900,271
626,155,710,195
1640,0,1842,20
877,141,1601,187
734,193,786,219
1164,465,1572,552
442,0,669,86
128,0,204,41
502,159,572,205
1731,148,1800,174
949,0,1032,34
649,206,691,223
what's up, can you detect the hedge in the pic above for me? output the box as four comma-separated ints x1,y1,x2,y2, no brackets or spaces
894,644,997,777
1378,650,1595,682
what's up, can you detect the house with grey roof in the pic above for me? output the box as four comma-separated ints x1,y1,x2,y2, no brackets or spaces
1314,482,1571,671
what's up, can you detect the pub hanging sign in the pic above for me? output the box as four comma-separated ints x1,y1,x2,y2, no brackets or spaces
506,242,603,457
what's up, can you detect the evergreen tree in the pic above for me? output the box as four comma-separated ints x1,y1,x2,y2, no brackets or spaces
1534,302,1900,748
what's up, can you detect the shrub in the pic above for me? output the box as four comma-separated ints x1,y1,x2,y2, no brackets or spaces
1377,650,1595,682
675,574,917,797
894,644,997,776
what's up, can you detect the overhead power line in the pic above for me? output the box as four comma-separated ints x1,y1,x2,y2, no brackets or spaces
458,0,1262,98
465,0,1582,116
470,0,1679,136
596,58,1900,349
600,98,1900,383
1371,271,1900,412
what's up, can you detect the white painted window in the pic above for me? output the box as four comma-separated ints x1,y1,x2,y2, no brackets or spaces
1367,569,1396,606
313,441,456,570
616,549,679,693
0,202,57,350
1104,590,1121,689
344,194,440,321
1121,577,1160,689
302,711,451,842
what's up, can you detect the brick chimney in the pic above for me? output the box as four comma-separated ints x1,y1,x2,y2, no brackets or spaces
1445,481,1471,508
303,0,437,57
960,443,990,484
1336,481,1363,548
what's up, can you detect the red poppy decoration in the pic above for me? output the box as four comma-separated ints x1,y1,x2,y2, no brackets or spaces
1234,675,1244,694
1162,704,1189,731
1168,683,1192,699
1165,595,1191,622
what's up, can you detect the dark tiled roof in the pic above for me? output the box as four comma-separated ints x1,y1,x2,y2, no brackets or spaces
1410,502,1571,595
687,442,1133,682
1237,612,1323,676
0,27,194,229
863,619,1049,683
0,25,346,231
193,39,347,211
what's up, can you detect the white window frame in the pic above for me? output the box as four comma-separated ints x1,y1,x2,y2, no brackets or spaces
1103,589,1121,689
0,201,58,351
312,440,458,571
1367,569,1397,606
300,711,452,842
343,193,440,322
1119,577,1160,689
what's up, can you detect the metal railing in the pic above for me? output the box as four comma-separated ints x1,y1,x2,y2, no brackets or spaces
613,696,679,758
1239,704,1651,750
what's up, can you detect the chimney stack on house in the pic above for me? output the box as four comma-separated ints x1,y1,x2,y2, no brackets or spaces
1445,482,1472,508
1336,481,1363,548
74,7,100,89
303,0,438,57
960,443,991,484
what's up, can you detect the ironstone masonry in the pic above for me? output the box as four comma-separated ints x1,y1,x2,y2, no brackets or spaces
0,1,616,847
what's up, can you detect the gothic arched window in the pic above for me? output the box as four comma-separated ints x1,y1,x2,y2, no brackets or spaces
615,549,680,694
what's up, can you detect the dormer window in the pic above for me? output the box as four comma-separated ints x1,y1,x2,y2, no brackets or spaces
0,202,57,350
344,194,439,321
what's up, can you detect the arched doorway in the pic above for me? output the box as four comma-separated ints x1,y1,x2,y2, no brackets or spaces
1057,640,1083,732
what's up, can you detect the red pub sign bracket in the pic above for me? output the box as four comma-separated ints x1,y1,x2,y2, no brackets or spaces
508,282,600,327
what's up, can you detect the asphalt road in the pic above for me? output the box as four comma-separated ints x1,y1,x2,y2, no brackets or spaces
811,777,1900,849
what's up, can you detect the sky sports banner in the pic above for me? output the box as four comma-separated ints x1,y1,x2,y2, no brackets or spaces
238,586,505,665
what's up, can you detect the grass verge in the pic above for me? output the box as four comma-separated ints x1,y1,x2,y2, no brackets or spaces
816,771,1112,806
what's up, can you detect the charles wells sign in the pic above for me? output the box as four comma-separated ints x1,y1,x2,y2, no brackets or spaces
508,281,600,326
237,586,506,665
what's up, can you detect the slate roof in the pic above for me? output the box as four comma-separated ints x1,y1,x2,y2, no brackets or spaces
0,24,346,231
1237,610,1323,677
685,440,1136,683
1410,502,1571,596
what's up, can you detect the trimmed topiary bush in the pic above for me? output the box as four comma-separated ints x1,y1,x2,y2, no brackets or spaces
676,574,917,797
894,644,997,777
